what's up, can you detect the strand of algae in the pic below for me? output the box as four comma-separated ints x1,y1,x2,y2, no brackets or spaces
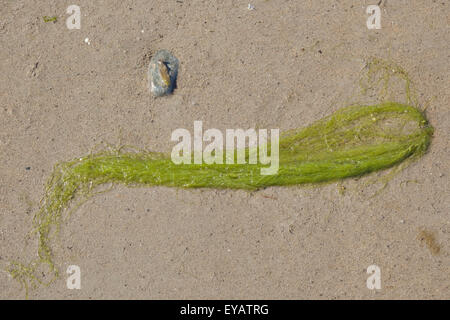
8,101,433,296
43,16,58,23
7,57,432,296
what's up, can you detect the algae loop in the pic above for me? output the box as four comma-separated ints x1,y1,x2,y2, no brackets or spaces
8,58,434,296
8,102,433,296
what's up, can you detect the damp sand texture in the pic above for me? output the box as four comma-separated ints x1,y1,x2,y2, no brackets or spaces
9,101,433,295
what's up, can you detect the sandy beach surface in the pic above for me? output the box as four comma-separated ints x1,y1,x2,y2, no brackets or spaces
0,0,449,299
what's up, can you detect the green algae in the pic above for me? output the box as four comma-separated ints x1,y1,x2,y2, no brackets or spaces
8,102,433,296
7,58,434,297
43,16,58,23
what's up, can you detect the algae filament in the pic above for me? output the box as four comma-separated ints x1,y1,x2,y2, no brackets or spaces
7,58,434,297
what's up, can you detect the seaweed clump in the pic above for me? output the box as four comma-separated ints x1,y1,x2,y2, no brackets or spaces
8,59,434,296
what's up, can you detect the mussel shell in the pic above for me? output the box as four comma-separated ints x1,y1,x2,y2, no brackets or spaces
148,50,179,97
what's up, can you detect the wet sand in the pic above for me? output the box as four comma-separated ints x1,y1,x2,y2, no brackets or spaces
0,0,449,299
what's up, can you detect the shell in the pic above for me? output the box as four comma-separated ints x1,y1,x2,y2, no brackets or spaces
148,50,179,97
